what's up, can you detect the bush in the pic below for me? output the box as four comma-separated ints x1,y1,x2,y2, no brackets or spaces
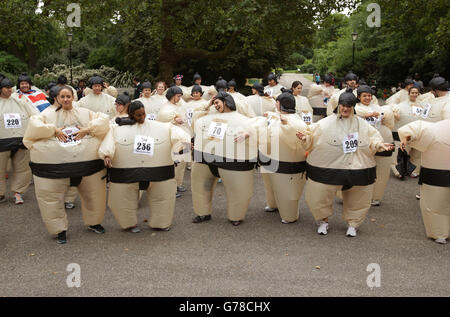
288,53,306,66
87,47,121,69
299,63,315,74
32,64,135,89
0,51,27,75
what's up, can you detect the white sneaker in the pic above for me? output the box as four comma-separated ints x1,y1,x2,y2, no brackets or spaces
435,238,447,244
371,200,380,206
14,193,24,205
317,221,328,235
346,226,357,237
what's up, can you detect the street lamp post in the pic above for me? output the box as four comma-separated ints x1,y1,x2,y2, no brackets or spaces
67,32,73,86
352,32,358,69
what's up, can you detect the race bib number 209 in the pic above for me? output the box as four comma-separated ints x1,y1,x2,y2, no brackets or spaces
343,132,358,154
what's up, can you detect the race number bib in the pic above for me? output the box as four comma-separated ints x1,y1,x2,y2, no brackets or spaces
186,108,194,127
412,106,423,117
343,132,358,154
146,114,157,121
301,112,312,124
133,135,154,156
60,126,81,147
421,103,431,119
208,122,227,140
3,113,21,129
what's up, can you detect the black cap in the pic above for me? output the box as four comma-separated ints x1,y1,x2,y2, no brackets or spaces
215,91,236,111
46,82,57,91
89,75,104,88
357,85,372,96
0,78,14,89
267,73,278,83
344,71,358,82
324,74,333,84
17,73,32,87
334,88,357,113
429,74,448,91
215,77,228,91
227,79,237,89
252,83,264,96
191,85,203,95
115,92,131,105
276,89,296,113
193,73,202,82
141,81,152,89
166,86,183,100
57,75,68,85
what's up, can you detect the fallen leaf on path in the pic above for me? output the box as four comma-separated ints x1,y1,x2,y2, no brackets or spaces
315,266,321,270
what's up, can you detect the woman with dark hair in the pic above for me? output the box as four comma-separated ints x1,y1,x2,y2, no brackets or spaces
190,91,258,226
0,77,38,204
355,85,395,206
23,86,110,244
386,78,415,105
391,86,428,178
291,81,313,124
99,101,191,232
296,89,394,237
114,92,131,120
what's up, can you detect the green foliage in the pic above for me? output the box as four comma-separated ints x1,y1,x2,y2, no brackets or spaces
299,64,316,74
33,64,134,89
87,47,121,69
0,51,27,74
309,0,450,87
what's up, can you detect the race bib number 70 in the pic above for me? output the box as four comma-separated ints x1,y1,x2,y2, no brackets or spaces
208,122,227,140
134,135,154,156
343,132,359,154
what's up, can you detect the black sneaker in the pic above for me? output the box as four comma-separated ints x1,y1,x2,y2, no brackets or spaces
57,231,67,244
153,227,171,232
88,224,105,234
193,215,211,223
176,192,182,198
0,195,6,203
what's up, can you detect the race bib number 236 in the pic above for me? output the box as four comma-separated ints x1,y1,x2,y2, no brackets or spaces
134,135,154,156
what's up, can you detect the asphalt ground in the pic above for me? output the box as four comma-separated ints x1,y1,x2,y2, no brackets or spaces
0,74,448,297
